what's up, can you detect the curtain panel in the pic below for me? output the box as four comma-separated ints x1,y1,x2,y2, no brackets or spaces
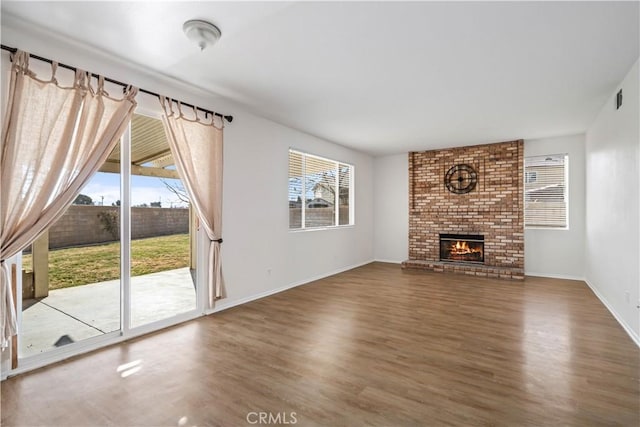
159,96,224,308
0,51,137,349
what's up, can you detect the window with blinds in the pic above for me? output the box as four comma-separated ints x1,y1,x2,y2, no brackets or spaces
288,149,353,230
524,154,568,228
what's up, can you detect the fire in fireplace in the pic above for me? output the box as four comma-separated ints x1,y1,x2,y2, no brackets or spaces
440,234,484,264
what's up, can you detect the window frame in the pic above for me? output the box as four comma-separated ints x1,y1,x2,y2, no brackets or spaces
288,148,354,231
524,153,569,230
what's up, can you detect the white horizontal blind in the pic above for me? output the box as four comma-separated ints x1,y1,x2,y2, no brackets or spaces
338,163,351,225
288,151,304,229
288,149,353,230
524,154,568,228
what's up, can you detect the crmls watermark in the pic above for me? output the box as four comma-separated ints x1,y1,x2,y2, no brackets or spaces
246,411,298,425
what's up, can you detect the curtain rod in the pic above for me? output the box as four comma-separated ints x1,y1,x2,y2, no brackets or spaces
0,44,233,123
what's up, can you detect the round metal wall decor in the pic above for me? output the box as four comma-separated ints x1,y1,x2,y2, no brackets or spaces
444,164,478,194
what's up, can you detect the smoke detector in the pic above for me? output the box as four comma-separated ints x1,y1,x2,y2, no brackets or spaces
183,19,222,51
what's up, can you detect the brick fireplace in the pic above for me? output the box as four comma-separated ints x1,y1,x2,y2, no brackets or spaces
402,140,524,280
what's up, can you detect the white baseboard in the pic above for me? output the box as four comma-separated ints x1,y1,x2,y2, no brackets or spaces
373,259,403,264
525,272,585,281
584,278,640,348
208,259,375,314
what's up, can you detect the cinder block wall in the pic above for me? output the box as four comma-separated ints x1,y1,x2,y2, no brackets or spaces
47,205,189,249
406,140,524,277
288,206,351,228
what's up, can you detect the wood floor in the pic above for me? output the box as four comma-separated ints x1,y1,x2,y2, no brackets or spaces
1,262,638,426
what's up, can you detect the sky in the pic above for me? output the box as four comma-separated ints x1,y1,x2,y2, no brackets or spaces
81,172,188,208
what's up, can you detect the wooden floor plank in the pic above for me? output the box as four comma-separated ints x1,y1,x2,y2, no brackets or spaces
1,262,638,426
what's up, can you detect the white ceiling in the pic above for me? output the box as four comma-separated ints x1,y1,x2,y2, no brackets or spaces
1,1,638,156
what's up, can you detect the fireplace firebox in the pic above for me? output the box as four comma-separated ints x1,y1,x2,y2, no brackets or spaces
439,234,484,264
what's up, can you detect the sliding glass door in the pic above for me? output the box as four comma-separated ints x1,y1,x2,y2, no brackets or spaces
17,113,200,365
128,114,197,328
20,165,122,357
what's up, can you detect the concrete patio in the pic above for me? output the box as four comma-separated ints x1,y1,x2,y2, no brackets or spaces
20,267,196,358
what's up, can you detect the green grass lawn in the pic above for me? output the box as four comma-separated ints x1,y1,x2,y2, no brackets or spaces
22,234,189,290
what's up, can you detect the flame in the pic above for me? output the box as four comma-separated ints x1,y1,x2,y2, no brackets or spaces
450,240,482,255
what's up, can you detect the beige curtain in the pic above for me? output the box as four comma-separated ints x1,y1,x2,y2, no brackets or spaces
1,51,138,348
159,96,223,308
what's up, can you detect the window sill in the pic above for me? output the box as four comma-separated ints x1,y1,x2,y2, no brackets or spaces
289,224,355,233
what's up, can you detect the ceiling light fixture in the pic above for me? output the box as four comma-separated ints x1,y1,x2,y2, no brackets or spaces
183,19,221,51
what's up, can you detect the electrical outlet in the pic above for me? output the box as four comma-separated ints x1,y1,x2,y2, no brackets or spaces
267,268,272,276
624,291,630,303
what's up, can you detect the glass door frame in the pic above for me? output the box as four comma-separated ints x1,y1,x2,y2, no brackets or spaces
10,111,206,376
121,115,205,336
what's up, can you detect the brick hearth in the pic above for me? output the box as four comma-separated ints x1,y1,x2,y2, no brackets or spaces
402,140,524,280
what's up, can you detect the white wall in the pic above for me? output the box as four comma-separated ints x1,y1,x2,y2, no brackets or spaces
585,58,639,344
373,154,408,263
216,113,374,310
524,134,586,279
